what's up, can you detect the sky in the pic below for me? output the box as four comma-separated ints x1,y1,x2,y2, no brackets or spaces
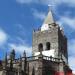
0,0,75,73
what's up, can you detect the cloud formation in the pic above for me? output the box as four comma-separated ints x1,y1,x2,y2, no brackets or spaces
68,39,75,73
32,9,46,20
16,0,39,4
16,0,32,4
68,39,75,55
69,56,75,73
0,28,8,46
57,16,75,30
16,0,75,7
9,43,32,56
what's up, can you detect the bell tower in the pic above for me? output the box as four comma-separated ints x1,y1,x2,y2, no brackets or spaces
32,9,68,63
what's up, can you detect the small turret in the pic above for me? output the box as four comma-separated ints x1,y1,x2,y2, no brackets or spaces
10,49,15,60
18,55,22,75
22,51,27,72
3,52,7,70
5,52,7,66
9,49,15,70
19,55,22,67
23,50,26,58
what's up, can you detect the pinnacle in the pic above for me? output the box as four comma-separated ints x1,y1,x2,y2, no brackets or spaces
43,10,54,24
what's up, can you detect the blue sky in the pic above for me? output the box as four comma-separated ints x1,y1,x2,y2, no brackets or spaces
0,0,75,73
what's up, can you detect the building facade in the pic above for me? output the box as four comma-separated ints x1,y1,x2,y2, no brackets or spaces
0,9,73,75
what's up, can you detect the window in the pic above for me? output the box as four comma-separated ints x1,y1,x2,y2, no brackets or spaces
46,42,50,50
38,43,43,51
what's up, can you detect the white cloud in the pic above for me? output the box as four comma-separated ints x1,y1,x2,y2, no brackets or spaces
15,24,24,29
16,0,75,7
57,16,75,29
46,0,75,7
16,0,39,4
59,0,75,7
15,24,26,36
32,9,46,20
16,0,32,4
0,29,8,46
69,56,75,73
68,39,75,55
9,43,32,56
16,37,26,44
68,39,75,73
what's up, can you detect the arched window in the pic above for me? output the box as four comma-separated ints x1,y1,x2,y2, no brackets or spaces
38,43,43,52
46,42,50,50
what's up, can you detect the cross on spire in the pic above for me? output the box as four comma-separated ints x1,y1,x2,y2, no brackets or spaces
41,1,55,31
48,4,53,11
48,0,55,11
48,4,55,11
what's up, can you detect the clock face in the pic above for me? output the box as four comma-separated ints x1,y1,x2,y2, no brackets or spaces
41,24,49,31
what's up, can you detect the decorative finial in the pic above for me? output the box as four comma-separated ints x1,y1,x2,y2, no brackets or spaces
48,4,54,11
23,50,26,57
19,55,22,66
3,52,7,69
10,49,15,60
5,52,7,61
48,4,52,11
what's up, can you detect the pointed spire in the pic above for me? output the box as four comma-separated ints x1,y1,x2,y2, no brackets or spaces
44,4,55,24
12,49,15,56
9,49,15,70
5,52,7,65
19,55,22,67
43,10,54,24
10,57,13,70
23,50,26,57
10,49,15,60
3,52,7,69
41,6,55,31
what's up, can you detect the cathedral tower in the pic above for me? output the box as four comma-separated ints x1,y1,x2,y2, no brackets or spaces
32,9,68,63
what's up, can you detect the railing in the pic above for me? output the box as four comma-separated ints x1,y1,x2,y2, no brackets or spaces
6,55,63,64
27,55,62,62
